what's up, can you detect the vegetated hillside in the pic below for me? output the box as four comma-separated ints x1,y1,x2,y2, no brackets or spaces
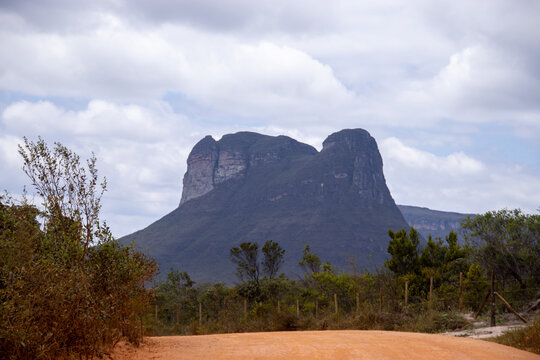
397,205,474,241
120,129,410,283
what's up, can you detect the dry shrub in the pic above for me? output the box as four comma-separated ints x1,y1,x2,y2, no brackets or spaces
0,139,157,359
0,200,157,359
492,317,540,354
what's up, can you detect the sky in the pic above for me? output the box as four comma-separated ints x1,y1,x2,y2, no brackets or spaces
0,0,539,238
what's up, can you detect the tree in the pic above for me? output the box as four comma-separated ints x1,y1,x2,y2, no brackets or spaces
0,139,157,360
419,231,468,279
385,228,420,277
155,269,196,329
18,137,108,259
462,209,540,289
230,242,260,283
230,240,287,282
261,240,285,279
463,264,489,310
418,231,469,306
299,244,322,275
157,269,195,306
419,235,446,271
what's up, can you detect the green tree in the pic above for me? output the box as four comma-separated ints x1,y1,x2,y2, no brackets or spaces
385,228,420,277
419,235,446,271
156,269,195,308
154,269,196,331
230,242,260,283
463,264,489,310
462,209,540,289
418,231,469,307
299,244,322,275
261,240,285,279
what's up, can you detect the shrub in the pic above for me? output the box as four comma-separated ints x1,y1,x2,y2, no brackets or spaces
0,139,157,359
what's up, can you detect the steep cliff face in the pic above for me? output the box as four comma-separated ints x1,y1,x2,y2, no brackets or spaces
122,129,410,283
320,129,391,205
180,132,317,205
180,136,219,205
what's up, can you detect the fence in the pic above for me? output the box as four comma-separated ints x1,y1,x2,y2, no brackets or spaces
148,272,540,335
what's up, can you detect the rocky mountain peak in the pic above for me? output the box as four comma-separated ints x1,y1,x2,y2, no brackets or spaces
318,129,389,205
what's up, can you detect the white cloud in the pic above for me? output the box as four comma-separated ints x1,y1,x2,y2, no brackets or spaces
0,99,200,236
1,100,187,142
380,137,540,214
400,45,540,120
380,137,484,175
0,14,354,121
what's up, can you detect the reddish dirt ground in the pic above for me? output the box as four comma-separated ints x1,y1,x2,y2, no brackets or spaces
111,330,540,360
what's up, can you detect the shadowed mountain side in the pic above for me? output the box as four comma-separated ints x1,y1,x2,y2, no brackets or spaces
121,129,410,283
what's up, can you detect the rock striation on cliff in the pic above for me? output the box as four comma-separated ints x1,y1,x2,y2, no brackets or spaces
121,129,410,283
180,132,317,205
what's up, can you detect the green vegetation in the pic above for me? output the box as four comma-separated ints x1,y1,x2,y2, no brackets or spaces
463,209,540,290
148,209,539,354
0,139,157,360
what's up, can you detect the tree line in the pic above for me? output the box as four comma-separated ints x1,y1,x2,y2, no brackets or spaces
150,209,539,336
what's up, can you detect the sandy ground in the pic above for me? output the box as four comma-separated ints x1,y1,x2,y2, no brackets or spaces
110,330,540,360
442,323,528,339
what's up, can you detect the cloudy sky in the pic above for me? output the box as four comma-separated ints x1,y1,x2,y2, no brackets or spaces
1,0,539,237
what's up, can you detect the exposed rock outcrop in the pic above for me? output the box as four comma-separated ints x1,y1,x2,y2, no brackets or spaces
180,136,219,205
180,132,317,205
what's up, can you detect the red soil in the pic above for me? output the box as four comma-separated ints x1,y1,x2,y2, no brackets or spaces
110,330,540,360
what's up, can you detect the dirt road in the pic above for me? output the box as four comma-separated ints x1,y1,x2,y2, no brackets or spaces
111,330,540,360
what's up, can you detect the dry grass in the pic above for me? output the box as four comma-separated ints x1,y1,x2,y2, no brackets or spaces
491,317,540,354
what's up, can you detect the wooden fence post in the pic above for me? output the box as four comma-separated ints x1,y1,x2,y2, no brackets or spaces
494,292,528,324
334,293,338,314
244,298,247,316
404,281,408,312
490,272,496,327
315,299,319,319
379,288,383,314
199,302,202,326
296,299,300,316
356,292,359,313
459,272,463,312
277,299,281,313
429,277,433,311
155,304,158,323
474,291,491,319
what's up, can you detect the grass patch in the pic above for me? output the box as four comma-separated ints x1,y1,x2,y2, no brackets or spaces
491,317,540,354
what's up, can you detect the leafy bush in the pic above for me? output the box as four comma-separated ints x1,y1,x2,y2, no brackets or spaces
0,139,157,360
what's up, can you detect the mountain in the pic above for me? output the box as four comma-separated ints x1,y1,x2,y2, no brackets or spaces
120,129,410,283
397,205,473,241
